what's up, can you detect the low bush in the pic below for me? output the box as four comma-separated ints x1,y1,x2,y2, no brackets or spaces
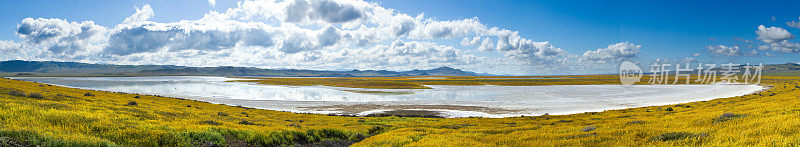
720,113,736,118
6,89,26,97
182,131,225,146
201,120,221,125
581,126,597,132
238,120,256,125
0,129,115,146
0,136,23,147
27,93,45,99
248,129,353,146
713,113,743,123
439,124,476,129
626,121,646,125
348,133,367,142
368,126,387,135
651,132,702,141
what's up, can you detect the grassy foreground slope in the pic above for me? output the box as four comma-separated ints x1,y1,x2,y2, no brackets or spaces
1,77,800,146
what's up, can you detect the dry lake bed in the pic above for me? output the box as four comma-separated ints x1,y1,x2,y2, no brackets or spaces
11,76,765,118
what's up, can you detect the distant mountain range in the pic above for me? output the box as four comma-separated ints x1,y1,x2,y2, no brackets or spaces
2,60,797,77
762,63,800,72
0,60,492,77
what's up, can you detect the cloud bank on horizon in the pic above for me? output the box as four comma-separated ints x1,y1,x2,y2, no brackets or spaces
0,0,795,75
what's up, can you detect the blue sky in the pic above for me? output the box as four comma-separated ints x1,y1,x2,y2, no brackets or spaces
375,0,800,62
0,0,798,75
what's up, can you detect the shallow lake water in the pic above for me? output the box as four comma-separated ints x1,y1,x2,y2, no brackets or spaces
10,76,765,118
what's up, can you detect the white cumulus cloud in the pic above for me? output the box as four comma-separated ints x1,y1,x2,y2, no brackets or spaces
706,45,742,56
787,17,800,29
0,0,639,75
121,4,154,25
580,42,640,63
756,25,794,43
753,25,800,54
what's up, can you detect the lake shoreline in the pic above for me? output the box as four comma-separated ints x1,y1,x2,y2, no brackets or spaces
7,76,766,118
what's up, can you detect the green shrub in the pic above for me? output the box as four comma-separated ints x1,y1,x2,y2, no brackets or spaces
249,129,352,146
27,93,45,99
713,113,743,123
0,129,115,146
238,120,256,125
626,121,646,125
0,136,22,147
368,126,387,135
183,131,226,146
6,90,26,97
201,120,221,125
652,132,701,141
581,126,597,132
